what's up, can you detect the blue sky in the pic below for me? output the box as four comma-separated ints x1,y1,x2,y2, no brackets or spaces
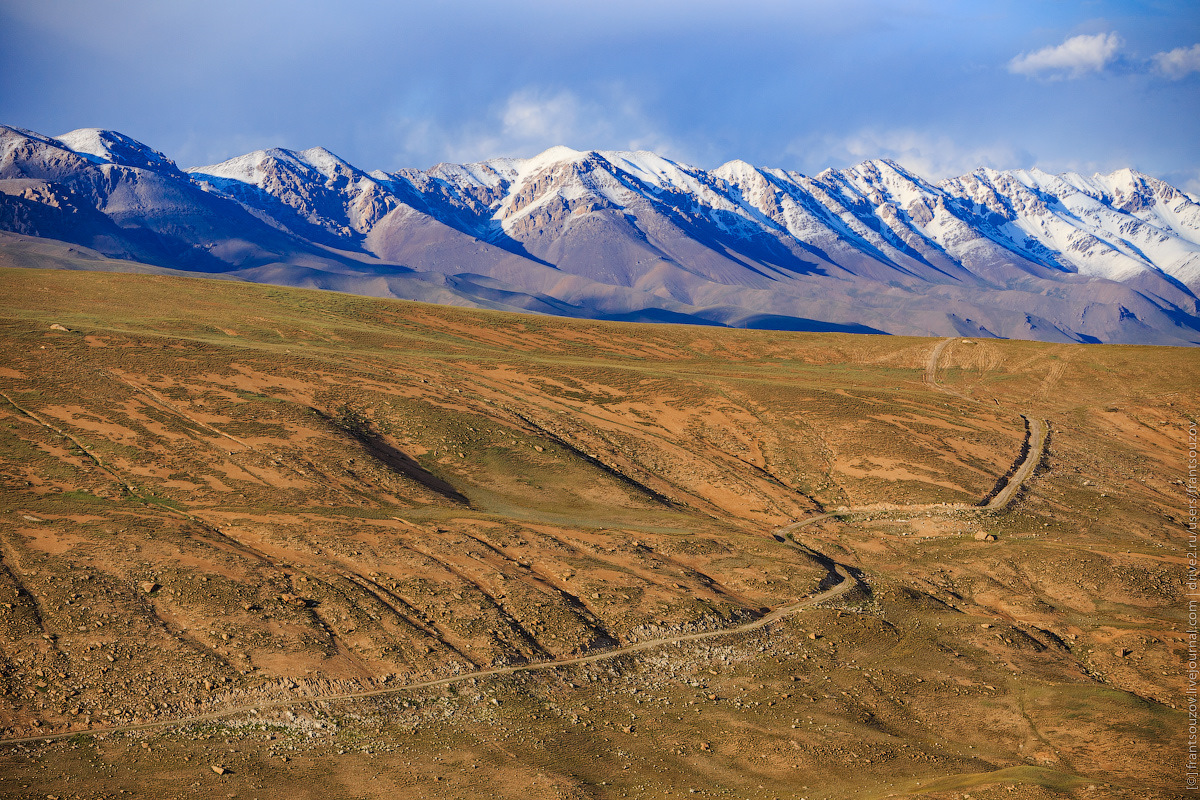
2,0,1198,188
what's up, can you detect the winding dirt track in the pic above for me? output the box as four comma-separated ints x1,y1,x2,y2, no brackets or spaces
777,412,1046,530
0,337,1047,746
925,337,1047,509
773,339,1047,534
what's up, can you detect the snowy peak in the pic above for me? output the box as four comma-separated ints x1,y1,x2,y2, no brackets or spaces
827,159,939,205
188,148,291,185
712,159,794,221
0,125,79,171
1090,168,1200,229
186,144,398,243
0,125,64,152
55,128,179,172
713,158,760,180
598,150,698,190
851,158,926,183
295,146,357,179
514,145,587,176
939,165,1200,285
421,159,518,190
189,145,369,189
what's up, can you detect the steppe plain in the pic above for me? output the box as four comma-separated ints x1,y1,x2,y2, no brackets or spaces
0,267,1192,799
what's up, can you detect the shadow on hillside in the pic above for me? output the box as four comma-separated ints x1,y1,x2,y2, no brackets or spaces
318,406,470,506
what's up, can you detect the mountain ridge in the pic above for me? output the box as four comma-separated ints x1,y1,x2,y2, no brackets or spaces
3,124,1199,345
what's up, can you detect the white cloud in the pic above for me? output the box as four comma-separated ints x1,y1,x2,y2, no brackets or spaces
498,89,585,147
1152,43,1200,79
385,86,683,168
786,129,1032,182
1008,32,1122,79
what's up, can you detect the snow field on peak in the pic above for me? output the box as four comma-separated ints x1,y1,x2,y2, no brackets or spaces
190,145,368,188
55,128,178,171
188,150,281,185
296,147,356,179
510,145,587,182
423,160,517,190
937,168,1200,282
601,150,702,191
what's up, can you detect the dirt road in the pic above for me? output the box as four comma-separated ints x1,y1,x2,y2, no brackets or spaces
923,337,952,387
984,417,1045,509
921,337,1048,509
776,409,1045,534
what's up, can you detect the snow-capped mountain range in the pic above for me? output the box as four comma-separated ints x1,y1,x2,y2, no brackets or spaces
3,125,1199,345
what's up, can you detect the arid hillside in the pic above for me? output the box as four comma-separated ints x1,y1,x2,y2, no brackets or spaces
0,267,1193,799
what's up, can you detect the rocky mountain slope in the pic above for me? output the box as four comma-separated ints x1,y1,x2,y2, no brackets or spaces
3,124,1199,344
